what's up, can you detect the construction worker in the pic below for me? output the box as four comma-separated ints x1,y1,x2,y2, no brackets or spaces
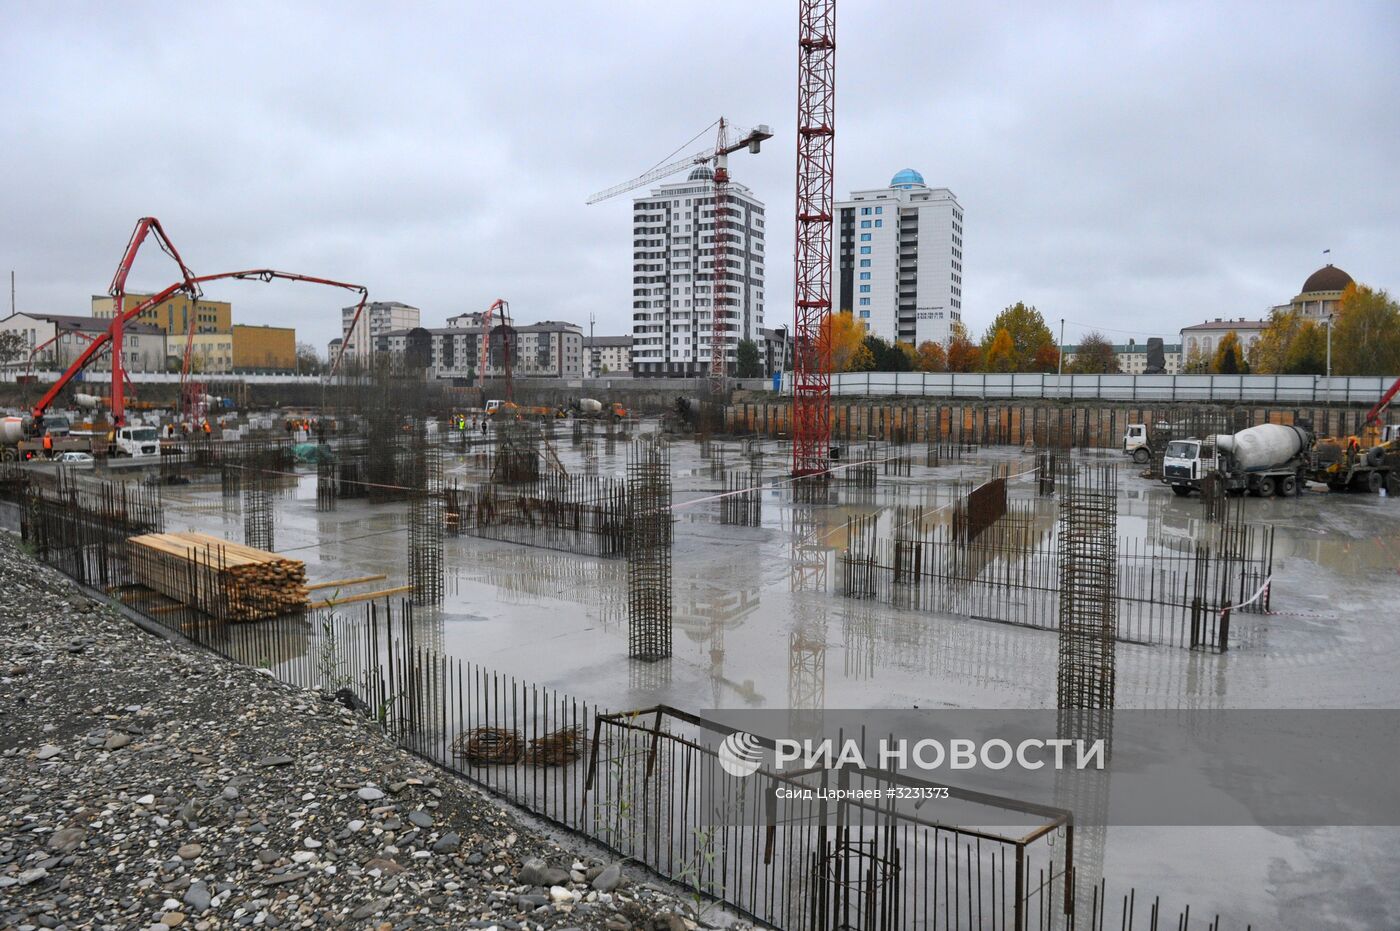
202,420,211,436
42,432,52,455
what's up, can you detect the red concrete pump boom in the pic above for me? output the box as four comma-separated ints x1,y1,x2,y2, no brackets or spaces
1365,375,1400,427
34,265,368,427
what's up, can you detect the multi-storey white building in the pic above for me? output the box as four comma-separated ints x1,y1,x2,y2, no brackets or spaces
341,301,420,360
833,169,963,346
630,166,766,377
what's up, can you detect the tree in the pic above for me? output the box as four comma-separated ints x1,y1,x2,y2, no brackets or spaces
979,302,1056,372
1331,283,1400,376
896,340,920,371
915,340,946,373
296,341,325,375
1253,307,1303,374
1212,331,1246,374
820,311,869,372
945,322,982,372
1068,331,1120,374
1030,342,1061,373
735,338,762,378
861,335,913,372
1181,345,1209,374
1279,320,1326,375
0,330,27,368
983,327,1016,372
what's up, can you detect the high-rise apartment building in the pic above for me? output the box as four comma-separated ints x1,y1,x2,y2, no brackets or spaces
833,169,963,346
341,301,420,360
630,166,766,377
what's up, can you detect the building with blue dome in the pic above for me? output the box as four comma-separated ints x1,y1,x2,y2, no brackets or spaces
834,170,963,347
890,168,925,189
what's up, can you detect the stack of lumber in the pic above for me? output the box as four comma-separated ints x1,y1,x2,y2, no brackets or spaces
126,531,309,621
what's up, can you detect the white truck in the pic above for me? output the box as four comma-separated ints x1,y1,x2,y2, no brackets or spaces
1161,423,1314,498
1125,420,1181,464
1,415,160,461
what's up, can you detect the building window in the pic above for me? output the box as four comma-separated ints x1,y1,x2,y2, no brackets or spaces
859,285,871,293
860,220,871,229
861,207,870,215
859,272,871,280
859,298,870,306
859,310,871,318
859,259,871,268
874,219,882,228
860,233,871,242
860,246,871,255
874,206,882,214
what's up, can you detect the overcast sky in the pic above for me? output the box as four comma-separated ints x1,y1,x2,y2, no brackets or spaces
2,1,1397,353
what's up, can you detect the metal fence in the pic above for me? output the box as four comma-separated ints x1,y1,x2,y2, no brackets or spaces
774,372,1399,405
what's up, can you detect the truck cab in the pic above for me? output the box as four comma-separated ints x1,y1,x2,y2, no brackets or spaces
1161,438,1216,496
114,426,161,457
1124,424,1151,463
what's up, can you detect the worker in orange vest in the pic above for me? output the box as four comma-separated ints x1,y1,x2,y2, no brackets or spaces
42,433,53,455
202,420,211,435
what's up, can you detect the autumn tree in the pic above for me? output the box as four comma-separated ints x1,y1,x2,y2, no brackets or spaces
896,340,920,371
979,302,1056,372
1031,342,1061,373
915,340,946,372
1280,320,1326,375
1068,331,1120,374
945,322,982,372
819,311,870,372
1181,345,1208,374
1252,307,1305,374
1211,331,1247,374
983,327,1016,372
1331,283,1400,376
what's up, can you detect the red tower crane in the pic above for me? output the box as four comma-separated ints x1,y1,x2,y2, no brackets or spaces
588,120,772,390
790,0,836,477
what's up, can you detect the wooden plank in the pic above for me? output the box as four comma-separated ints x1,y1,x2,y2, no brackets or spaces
308,585,411,609
305,574,389,592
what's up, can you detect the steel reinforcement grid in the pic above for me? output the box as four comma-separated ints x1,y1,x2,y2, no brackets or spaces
6,481,1262,930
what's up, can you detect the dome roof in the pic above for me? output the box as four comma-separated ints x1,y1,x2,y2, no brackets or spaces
688,165,714,181
1301,264,1353,294
891,168,925,188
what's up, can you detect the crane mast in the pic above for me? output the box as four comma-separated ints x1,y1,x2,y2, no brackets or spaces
709,119,732,394
791,0,836,477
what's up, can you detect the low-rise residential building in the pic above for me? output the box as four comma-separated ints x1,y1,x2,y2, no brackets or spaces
342,301,420,360
327,337,343,366
232,324,297,371
374,320,585,380
758,327,793,377
583,336,632,376
0,312,166,372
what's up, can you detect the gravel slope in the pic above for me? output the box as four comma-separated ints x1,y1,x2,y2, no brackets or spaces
0,531,728,931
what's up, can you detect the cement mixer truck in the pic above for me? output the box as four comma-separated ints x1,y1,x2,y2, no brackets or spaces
1161,423,1314,498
